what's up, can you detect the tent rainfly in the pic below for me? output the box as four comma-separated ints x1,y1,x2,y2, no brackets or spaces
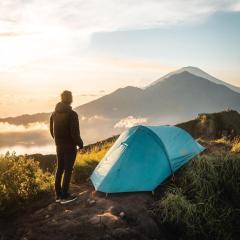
91,125,204,193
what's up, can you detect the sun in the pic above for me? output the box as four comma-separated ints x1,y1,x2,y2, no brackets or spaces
0,21,70,71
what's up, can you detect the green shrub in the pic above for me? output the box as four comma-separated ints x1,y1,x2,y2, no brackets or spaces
152,153,240,240
0,153,54,216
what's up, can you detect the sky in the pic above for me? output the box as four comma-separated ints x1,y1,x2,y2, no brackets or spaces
0,0,240,117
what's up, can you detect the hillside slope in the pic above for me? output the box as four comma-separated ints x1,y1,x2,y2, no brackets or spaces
2,132,240,240
177,110,240,139
75,86,143,118
1,111,240,240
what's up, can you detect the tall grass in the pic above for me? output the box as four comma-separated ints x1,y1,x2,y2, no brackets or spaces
72,142,113,184
0,153,54,216
151,152,240,240
231,137,240,153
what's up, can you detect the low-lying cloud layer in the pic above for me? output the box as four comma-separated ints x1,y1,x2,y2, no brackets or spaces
0,116,120,151
0,122,48,132
114,116,148,129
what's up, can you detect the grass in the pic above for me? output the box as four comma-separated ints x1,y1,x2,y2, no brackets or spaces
231,137,240,153
151,152,240,240
72,141,114,184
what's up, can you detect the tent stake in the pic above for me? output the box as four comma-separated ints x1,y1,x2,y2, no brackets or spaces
172,174,175,182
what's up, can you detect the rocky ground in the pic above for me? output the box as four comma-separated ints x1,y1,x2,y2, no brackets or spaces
1,183,163,240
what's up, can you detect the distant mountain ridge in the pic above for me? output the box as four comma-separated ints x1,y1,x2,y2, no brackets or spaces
0,113,50,125
1,67,240,126
75,71,240,119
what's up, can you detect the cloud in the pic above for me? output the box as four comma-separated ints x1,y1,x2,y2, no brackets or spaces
95,56,175,73
79,94,101,97
0,122,48,133
114,116,148,129
0,0,239,69
1,1,239,32
0,31,29,37
231,2,240,10
81,115,107,122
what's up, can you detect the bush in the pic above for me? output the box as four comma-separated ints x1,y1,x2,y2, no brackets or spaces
0,153,54,216
152,153,240,240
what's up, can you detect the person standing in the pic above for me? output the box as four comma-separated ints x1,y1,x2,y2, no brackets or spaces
50,90,83,204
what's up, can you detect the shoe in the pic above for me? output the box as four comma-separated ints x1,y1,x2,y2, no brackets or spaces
55,196,62,203
60,194,77,205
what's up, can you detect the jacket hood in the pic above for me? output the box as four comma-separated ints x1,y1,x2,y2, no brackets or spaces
55,102,72,113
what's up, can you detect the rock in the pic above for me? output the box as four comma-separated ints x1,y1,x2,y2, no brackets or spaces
111,228,140,239
136,214,160,238
87,198,96,206
64,209,72,213
34,208,44,215
99,212,121,227
110,206,122,215
89,215,101,225
119,212,125,218
60,221,77,231
102,234,112,240
47,204,55,211
51,219,57,223
20,237,28,240
78,190,88,196
89,212,122,228
111,228,129,238
90,199,96,205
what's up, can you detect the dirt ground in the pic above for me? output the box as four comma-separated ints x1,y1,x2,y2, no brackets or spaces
0,183,164,240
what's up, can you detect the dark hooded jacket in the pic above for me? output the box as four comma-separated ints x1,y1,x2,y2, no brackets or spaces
50,102,83,148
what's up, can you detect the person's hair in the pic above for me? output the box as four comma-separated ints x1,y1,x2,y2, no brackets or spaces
61,90,73,104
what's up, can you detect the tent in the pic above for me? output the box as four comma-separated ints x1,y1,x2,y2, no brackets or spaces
90,125,204,193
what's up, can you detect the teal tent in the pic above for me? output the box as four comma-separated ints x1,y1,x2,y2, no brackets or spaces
91,125,204,193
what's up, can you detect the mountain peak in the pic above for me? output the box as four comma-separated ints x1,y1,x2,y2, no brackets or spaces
179,66,214,77
147,66,240,93
113,86,142,94
181,66,204,72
